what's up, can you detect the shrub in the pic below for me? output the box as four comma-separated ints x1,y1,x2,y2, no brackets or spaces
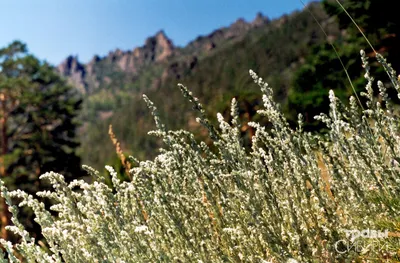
0,50,400,262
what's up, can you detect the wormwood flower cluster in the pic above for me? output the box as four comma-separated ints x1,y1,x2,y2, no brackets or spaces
0,50,400,262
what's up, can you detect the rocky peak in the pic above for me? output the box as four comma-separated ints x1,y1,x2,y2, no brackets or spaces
58,55,84,76
57,56,88,94
108,30,175,73
225,18,252,39
143,30,175,62
185,12,273,54
155,30,171,45
251,12,270,27
97,30,175,72
231,18,250,30
87,55,101,75
107,48,126,62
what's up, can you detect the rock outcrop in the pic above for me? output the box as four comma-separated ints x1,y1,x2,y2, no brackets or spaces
58,31,176,94
57,56,87,94
186,13,270,53
57,13,271,95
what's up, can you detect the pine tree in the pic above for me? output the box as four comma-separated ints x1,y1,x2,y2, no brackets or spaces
0,41,83,240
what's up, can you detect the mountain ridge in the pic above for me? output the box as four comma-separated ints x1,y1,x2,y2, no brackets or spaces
57,11,273,94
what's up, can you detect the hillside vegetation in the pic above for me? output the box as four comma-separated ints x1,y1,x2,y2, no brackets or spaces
58,2,339,172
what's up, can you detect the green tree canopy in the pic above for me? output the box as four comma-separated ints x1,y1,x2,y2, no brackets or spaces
286,0,400,130
0,41,83,240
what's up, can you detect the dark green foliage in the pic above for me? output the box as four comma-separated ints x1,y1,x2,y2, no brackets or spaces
287,0,400,130
0,41,83,239
287,42,364,129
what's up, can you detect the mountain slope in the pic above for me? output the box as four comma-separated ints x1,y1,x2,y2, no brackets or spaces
58,2,339,171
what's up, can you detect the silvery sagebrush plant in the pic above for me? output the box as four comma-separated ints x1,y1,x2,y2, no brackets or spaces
0,50,400,262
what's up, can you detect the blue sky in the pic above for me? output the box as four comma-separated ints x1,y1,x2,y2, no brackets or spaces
1,0,316,66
